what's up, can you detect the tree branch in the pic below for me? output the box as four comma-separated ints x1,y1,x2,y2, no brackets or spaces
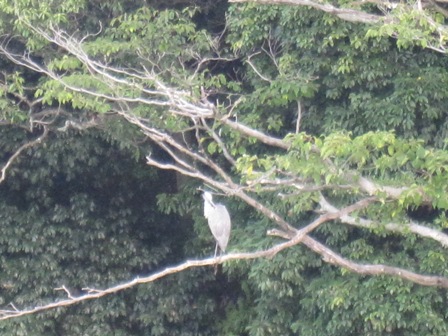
319,195,448,246
302,235,448,287
221,118,289,149
229,0,391,24
0,127,48,184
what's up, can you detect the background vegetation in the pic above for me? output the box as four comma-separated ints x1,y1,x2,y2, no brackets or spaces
0,0,448,335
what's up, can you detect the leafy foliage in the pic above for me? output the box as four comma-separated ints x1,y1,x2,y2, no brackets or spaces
227,4,448,146
1,0,448,335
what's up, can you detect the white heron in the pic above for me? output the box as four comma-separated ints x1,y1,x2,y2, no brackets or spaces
202,191,231,257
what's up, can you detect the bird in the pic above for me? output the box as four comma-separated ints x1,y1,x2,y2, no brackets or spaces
202,191,231,258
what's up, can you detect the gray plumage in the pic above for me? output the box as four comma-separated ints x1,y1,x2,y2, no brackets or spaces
202,191,231,255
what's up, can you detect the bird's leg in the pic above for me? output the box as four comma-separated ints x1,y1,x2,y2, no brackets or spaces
213,243,219,275
214,242,218,259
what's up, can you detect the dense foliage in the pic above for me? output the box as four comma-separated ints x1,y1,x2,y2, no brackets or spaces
0,129,226,335
227,4,448,146
0,0,448,335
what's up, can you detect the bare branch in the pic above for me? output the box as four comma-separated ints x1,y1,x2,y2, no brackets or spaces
221,118,290,149
0,40,214,119
319,195,448,246
358,176,409,199
0,127,48,184
57,118,99,132
54,285,76,300
302,235,448,287
246,52,272,82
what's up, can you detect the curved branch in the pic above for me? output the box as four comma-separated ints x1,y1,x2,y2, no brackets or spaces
0,127,48,184
302,235,448,287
